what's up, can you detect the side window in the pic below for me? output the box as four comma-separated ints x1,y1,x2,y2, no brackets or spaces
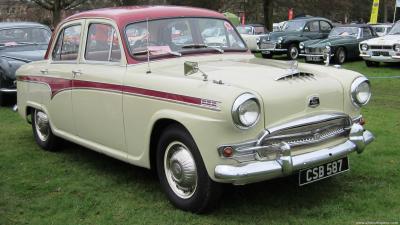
363,28,373,38
85,23,121,62
320,21,332,32
305,21,319,32
52,25,81,61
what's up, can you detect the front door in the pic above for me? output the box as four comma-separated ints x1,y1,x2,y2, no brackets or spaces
71,21,126,152
45,22,84,135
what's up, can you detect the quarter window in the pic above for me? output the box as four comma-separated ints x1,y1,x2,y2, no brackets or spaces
52,25,82,61
85,23,121,62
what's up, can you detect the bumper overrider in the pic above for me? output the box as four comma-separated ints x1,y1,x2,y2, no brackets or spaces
214,114,374,185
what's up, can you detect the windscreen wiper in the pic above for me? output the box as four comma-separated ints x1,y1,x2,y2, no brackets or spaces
132,49,182,57
181,44,224,53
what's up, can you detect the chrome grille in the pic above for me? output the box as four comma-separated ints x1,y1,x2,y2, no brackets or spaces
260,42,276,49
261,116,351,148
305,48,323,54
370,45,392,50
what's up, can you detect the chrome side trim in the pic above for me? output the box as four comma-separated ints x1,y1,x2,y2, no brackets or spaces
0,88,17,93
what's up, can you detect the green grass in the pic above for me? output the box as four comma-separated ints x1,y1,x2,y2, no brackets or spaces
1,61,399,225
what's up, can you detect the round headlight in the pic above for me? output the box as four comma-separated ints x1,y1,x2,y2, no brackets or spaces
351,77,371,107
299,42,305,49
361,44,369,51
324,45,331,53
232,93,260,128
394,44,400,52
256,37,261,44
278,37,284,44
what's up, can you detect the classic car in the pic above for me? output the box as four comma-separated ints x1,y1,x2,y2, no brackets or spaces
0,22,51,106
236,24,267,52
17,6,374,213
299,24,377,64
360,20,400,67
370,23,392,37
258,17,333,59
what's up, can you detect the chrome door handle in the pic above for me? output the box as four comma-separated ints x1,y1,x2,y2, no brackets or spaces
72,70,82,78
40,69,48,74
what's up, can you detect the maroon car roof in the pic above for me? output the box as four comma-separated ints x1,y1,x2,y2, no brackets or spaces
66,6,225,27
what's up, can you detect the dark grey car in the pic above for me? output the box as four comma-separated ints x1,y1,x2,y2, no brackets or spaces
0,22,51,106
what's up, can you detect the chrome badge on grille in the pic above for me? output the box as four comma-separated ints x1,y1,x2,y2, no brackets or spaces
308,96,320,108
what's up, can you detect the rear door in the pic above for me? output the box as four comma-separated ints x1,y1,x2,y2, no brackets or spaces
71,19,127,153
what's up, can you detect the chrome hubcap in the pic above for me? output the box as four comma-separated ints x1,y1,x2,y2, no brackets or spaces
34,110,50,142
290,47,298,59
164,141,197,199
339,51,345,63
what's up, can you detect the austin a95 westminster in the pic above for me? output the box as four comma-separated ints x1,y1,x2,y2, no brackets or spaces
16,6,374,213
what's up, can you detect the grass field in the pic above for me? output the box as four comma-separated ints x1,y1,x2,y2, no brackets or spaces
1,60,399,225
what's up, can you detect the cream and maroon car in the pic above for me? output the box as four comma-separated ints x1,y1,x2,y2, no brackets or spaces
16,6,374,213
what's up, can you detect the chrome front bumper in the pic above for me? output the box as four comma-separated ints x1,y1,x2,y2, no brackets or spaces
214,123,374,185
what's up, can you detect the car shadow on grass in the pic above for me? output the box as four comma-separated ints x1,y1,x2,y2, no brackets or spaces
55,140,346,216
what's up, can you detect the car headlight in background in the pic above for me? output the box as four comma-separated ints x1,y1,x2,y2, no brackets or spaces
394,44,400,52
324,45,331,53
299,42,305,49
277,37,284,44
351,77,371,107
256,37,261,44
361,44,369,51
232,93,261,129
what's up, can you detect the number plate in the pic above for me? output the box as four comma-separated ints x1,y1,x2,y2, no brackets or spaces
299,157,349,186
306,56,322,62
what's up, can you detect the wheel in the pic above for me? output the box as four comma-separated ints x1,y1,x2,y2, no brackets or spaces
334,47,346,64
261,53,273,59
287,43,299,60
365,60,380,67
32,109,60,151
156,124,222,213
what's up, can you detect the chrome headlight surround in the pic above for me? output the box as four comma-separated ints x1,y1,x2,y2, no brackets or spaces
361,43,369,51
232,93,261,129
299,42,305,49
394,44,400,52
277,37,284,44
324,45,331,53
351,77,371,108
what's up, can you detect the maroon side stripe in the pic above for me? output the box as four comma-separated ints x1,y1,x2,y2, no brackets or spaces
18,76,218,110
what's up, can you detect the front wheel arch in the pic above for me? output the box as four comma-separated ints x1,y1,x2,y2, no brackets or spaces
149,119,192,172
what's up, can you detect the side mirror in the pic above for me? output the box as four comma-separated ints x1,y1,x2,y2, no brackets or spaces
184,61,199,76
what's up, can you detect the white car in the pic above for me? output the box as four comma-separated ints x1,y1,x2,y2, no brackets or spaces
236,24,267,52
360,21,400,66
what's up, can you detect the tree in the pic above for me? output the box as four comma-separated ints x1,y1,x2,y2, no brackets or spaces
263,0,273,31
28,0,87,26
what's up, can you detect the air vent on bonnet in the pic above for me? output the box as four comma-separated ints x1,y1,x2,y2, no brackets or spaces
275,72,315,81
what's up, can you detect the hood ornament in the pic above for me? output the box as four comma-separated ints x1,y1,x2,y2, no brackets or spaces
184,61,208,81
